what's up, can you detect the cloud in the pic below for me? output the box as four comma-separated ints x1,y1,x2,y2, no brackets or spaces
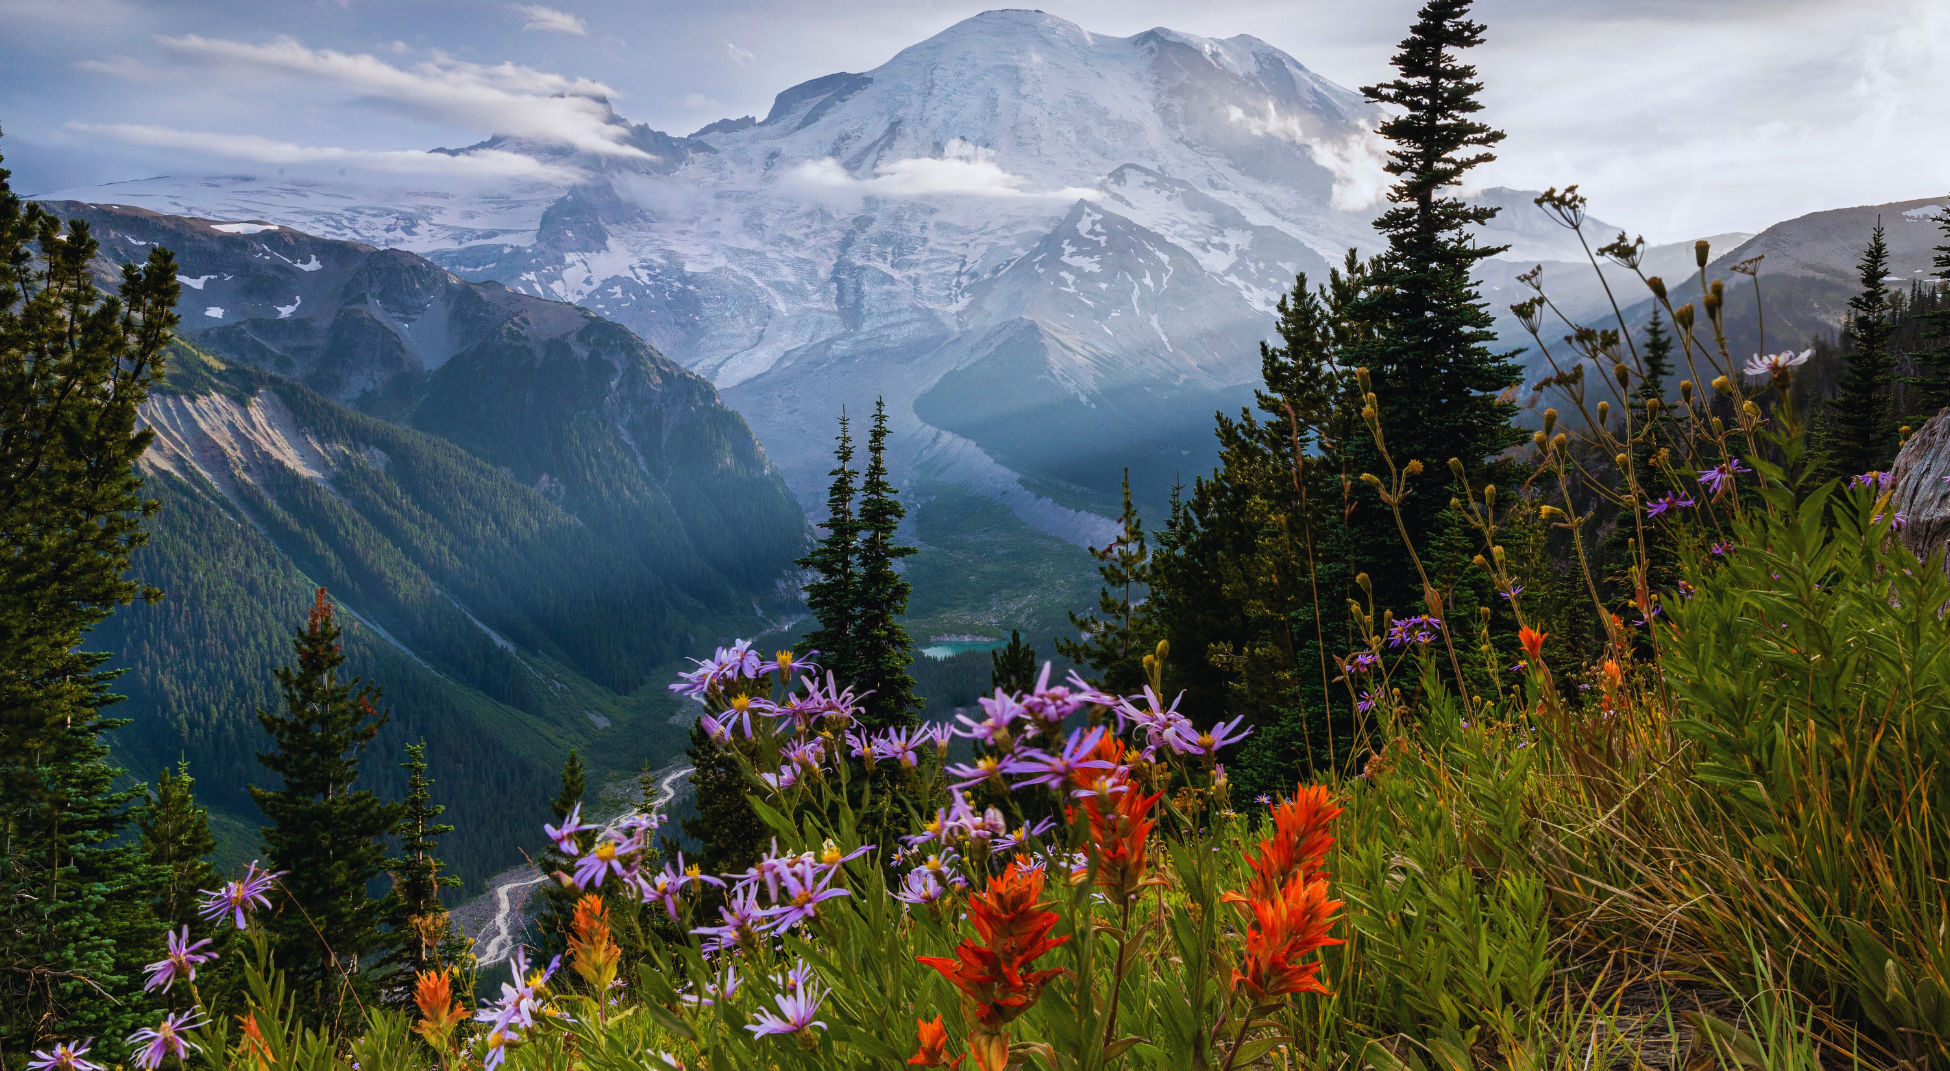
70,56,179,82
783,140,1099,203
513,5,586,36
71,123,583,183
725,41,756,66
1223,102,1389,211
682,91,726,110
157,34,647,160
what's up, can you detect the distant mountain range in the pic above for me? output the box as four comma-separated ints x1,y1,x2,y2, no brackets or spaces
47,202,807,890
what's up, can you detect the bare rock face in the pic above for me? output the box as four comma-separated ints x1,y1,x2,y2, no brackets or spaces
1891,408,1950,569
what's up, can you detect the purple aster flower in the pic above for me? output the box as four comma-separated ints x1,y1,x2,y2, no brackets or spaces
28,1040,102,1071
143,927,216,993
1384,615,1442,648
759,766,799,793
127,1013,203,1071
637,852,725,919
1342,651,1380,675
945,755,1008,792
692,886,766,955
993,817,1057,852
1356,690,1378,714
544,802,592,856
1710,540,1735,556
1000,726,1113,790
782,737,826,770
1017,663,1089,727
869,726,925,768
890,867,947,906
1111,686,1192,752
1645,492,1696,517
1697,459,1750,495
1849,470,1894,491
1499,584,1524,600
197,861,283,930
954,694,1026,748
746,985,828,1038
761,864,849,932
570,834,639,890
1163,716,1253,757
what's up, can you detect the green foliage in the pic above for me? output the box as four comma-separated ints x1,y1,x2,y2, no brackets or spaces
536,750,589,958
250,589,404,1023
0,136,176,1053
1905,201,1950,420
376,742,460,1003
798,412,859,676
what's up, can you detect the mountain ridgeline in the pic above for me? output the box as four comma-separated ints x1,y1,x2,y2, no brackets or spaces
43,201,808,891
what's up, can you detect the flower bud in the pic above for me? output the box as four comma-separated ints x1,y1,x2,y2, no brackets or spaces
1695,239,1710,269
1360,472,1382,487
1648,275,1668,302
1741,399,1760,419
1543,408,1558,438
1540,505,1564,520
1361,406,1376,421
1615,453,1629,468
1674,304,1695,332
1492,545,1506,565
1900,425,1913,444
1552,432,1568,453
1356,367,1372,393
1356,572,1371,593
1711,417,1724,436
1532,430,1547,447
1483,485,1496,506
1405,459,1424,477
1614,363,1630,389
1712,376,1732,396
1448,457,1466,480
1471,553,1488,568
1680,380,1694,403
1450,497,1463,512
1645,396,1661,413
1597,401,1610,425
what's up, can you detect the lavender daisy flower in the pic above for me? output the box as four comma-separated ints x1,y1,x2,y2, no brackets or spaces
759,766,799,793
127,1013,203,1071
869,726,925,768
945,756,1008,791
1163,716,1253,757
143,927,216,993
1710,540,1735,556
197,861,283,930
544,802,592,856
27,1040,102,1071
1742,348,1811,378
761,864,849,931
1000,726,1113,789
1645,492,1696,517
692,886,766,955
746,985,828,1038
1498,584,1525,600
890,867,947,906
953,695,1025,749
1848,470,1894,491
1357,690,1378,713
993,816,1057,852
570,835,639,890
1697,459,1750,495
1384,615,1442,648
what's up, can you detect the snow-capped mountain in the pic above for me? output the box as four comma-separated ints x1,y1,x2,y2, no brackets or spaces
40,10,1556,536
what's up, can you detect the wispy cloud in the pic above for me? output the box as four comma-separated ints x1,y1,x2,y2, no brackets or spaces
725,41,756,66
513,5,586,36
157,34,646,159
71,122,584,183
70,56,179,82
783,140,1098,203
1222,102,1389,211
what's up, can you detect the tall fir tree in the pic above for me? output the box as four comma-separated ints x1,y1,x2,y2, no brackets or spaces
796,412,859,674
989,630,1039,695
1822,221,1898,477
1057,470,1156,693
250,588,403,1023
848,399,919,726
137,760,219,932
536,749,589,957
378,742,459,1001
1346,0,1523,615
1902,199,1950,422
0,131,178,1053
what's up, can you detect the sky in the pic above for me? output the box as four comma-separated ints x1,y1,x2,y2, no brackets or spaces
3,0,1946,242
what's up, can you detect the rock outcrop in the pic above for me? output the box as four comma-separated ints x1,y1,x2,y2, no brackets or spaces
1891,408,1950,569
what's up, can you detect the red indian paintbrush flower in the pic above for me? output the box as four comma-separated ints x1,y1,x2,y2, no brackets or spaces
908,1015,966,1068
1519,625,1548,664
1232,870,1344,1001
569,894,622,993
1223,785,1341,909
412,968,468,1049
918,859,1071,1071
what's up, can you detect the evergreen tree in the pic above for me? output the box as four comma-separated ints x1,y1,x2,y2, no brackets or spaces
137,760,219,932
989,630,1039,695
378,742,458,1001
1347,0,1523,614
0,131,179,1052
849,400,919,727
1902,200,1950,422
536,749,589,957
1822,221,1898,477
797,412,859,675
682,722,771,878
1057,471,1155,693
250,588,403,1023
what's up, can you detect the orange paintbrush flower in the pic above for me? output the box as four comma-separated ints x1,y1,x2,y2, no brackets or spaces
1231,871,1345,1002
1223,785,1341,910
569,894,621,993
908,1015,966,1069
1519,625,1549,664
1081,784,1161,902
917,859,1071,1071
411,969,468,1049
